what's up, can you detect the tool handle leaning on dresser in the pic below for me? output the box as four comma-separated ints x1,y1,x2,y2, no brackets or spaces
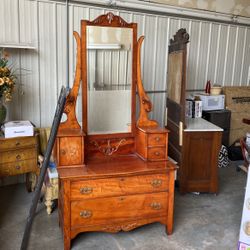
20,86,68,250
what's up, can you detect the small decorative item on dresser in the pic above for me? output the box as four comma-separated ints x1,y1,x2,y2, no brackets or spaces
3,120,34,138
210,85,222,95
205,80,211,94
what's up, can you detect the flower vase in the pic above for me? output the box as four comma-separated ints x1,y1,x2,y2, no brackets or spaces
0,100,7,125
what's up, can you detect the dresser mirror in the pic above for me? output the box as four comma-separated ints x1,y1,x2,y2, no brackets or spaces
87,26,133,134
82,14,137,137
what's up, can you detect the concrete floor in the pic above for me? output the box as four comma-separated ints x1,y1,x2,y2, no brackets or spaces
0,163,246,250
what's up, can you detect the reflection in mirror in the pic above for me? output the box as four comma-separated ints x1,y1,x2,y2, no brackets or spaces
87,26,133,134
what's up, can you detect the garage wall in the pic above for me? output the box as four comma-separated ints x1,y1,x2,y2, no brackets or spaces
152,0,250,18
0,0,250,128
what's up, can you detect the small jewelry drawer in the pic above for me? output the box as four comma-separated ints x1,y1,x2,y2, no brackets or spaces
0,135,37,151
70,174,169,200
148,147,166,160
0,159,38,176
148,134,166,146
0,148,37,164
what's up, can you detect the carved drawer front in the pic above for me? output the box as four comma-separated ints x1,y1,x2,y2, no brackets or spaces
70,174,169,200
148,147,166,160
0,159,37,176
148,134,166,147
71,192,168,227
59,137,83,166
0,148,37,164
0,136,37,151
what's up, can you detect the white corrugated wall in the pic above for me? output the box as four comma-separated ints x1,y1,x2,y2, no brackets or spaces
0,0,250,128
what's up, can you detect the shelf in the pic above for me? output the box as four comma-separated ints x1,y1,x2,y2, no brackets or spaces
0,43,36,49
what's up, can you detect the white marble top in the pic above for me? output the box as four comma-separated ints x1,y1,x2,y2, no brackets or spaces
184,118,223,132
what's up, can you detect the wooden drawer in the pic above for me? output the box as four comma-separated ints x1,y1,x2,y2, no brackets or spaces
0,136,37,151
0,159,38,176
0,148,37,164
59,137,83,166
148,147,166,160
148,134,166,146
71,192,168,227
71,174,168,200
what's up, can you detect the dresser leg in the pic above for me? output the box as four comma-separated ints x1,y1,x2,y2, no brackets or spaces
64,235,71,250
45,199,52,214
25,173,32,192
45,188,53,214
165,225,173,235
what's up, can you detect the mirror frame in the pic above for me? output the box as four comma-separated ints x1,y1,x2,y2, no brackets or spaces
81,12,137,138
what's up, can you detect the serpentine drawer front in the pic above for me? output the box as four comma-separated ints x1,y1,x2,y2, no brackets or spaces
70,174,169,199
71,192,168,227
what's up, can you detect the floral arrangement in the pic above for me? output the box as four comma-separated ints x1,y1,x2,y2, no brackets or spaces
0,50,16,102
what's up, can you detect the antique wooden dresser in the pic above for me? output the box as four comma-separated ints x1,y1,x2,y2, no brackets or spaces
166,29,222,194
54,13,177,250
0,134,39,191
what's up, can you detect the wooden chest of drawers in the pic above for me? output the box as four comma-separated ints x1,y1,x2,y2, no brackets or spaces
0,135,39,191
58,156,176,250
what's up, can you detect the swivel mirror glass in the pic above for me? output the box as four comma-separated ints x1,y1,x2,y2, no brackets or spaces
87,26,133,134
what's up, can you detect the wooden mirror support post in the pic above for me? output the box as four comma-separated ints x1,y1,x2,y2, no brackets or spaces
135,36,170,163
54,12,177,250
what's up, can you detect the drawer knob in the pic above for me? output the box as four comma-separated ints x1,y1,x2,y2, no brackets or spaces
80,187,93,194
60,149,66,155
15,165,21,170
150,202,162,210
154,151,160,156
155,137,160,142
15,141,20,146
151,179,162,187
80,210,92,218
16,155,21,160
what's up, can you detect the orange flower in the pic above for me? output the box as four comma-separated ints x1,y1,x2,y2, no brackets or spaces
0,78,4,86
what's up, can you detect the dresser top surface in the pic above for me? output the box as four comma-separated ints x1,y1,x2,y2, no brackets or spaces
58,155,176,179
184,118,223,132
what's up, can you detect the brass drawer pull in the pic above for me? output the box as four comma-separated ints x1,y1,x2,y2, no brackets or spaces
16,155,21,160
155,137,160,142
151,179,162,187
154,151,160,156
80,187,93,194
150,202,162,210
15,141,20,146
15,165,21,170
80,210,92,218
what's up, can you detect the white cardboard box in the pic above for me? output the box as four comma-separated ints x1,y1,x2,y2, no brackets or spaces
3,120,34,138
